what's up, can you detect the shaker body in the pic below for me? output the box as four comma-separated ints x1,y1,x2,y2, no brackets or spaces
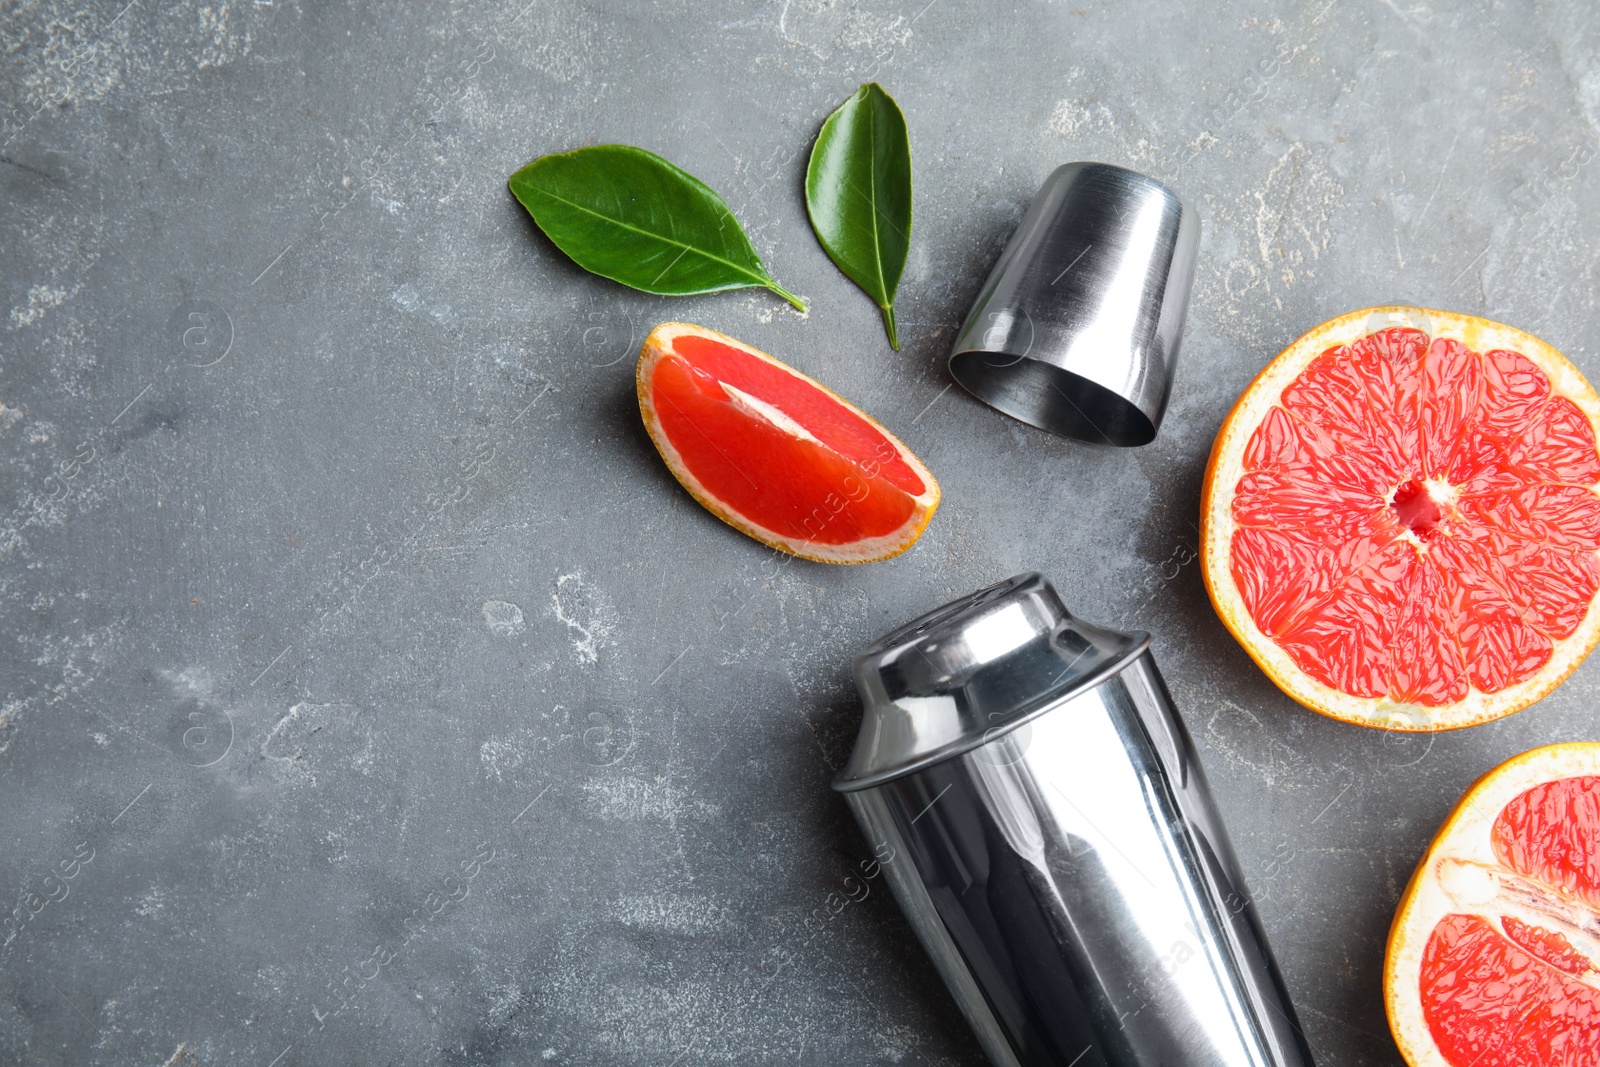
836,576,1312,1067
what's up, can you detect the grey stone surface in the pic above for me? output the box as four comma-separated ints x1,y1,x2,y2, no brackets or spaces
3,0,1600,1063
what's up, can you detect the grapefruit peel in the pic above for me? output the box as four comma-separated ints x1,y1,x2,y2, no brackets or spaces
1201,307,1600,731
636,322,940,564
1385,742,1600,1067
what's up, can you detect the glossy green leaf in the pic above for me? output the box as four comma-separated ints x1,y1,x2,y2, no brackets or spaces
508,144,805,311
805,83,912,349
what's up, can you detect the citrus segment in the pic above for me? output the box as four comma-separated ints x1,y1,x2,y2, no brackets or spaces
1387,744,1600,1067
1499,913,1593,975
636,322,939,564
1202,308,1600,729
1418,913,1600,1066
647,355,917,545
1490,775,1600,909
667,333,926,496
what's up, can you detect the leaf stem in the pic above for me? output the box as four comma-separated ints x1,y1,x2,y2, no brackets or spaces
767,282,808,313
881,304,900,350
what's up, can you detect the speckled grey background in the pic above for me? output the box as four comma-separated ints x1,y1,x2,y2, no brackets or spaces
3,0,1599,1064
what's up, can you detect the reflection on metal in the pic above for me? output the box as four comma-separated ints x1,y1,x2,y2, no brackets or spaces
836,574,1314,1067
950,164,1199,446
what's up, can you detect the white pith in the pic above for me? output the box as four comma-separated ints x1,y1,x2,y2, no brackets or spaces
1202,306,1600,730
720,382,823,445
1385,478,1461,553
1423,478,1460,508
1387,744,1600,1066
637,321,941,565
1435,858,1600,981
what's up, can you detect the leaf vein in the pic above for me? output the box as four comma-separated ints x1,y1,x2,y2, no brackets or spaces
530,186,768,287
867,107,886,302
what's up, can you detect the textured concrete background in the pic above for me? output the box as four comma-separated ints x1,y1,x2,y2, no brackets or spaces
3,0,1600,1064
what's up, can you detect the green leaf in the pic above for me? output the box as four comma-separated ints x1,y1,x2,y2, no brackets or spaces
805,83,912,349
508,144,805,311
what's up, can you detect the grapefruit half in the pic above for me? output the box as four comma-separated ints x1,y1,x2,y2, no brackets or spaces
637,322,939,564
1201,307,1600,730
1386,743,1600,1067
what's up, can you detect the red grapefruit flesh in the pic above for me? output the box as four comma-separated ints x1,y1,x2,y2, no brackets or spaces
1387,743,1600,1067
637,322,939,563
1201,307,1600,730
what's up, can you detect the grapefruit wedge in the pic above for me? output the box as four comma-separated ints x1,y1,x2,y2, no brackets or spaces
1201,307,1600,730
1386,743,1600,1067
637,322,939,564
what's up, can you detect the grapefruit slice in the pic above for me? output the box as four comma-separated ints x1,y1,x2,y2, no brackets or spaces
636,321,939,564
1386,743,1600,1067
1201,307,1600,730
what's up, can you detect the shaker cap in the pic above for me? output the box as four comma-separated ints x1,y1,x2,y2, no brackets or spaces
948,162,1200,446
833,573,1148,792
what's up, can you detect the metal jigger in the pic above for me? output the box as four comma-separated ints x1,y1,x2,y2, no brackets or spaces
949,163,1200,446
834,574,1314,1067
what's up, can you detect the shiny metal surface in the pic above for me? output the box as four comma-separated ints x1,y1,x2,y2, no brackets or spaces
836,573,1146,791
948,163,1199,446
835,575,1313,1067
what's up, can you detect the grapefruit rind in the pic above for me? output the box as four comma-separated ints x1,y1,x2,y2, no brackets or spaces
1200,306,1600,731
636,321,941,565
1384,742,1600,1067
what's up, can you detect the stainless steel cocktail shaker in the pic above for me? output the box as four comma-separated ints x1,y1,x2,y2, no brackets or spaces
834,574,1313,1067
